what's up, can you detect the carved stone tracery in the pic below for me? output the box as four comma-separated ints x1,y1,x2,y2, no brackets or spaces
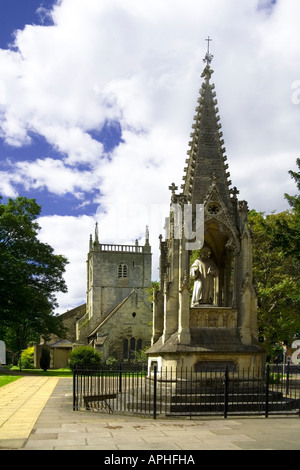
204,180,240,255
190,307,237,328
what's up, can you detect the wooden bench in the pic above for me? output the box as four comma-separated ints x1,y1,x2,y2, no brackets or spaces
83,394,117,413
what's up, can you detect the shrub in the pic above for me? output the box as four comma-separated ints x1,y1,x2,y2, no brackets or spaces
269,372,283,384
105,356,118,369
40,348,51,371
68,346,102,370
20,347,35,369
133,348,148,363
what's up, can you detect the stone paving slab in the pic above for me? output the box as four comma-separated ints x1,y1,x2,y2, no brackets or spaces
1,376,300,451
0,376,59,448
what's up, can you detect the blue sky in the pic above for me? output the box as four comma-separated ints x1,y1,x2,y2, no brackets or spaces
0,0,299,313
0,0,119,218
0,1,54,49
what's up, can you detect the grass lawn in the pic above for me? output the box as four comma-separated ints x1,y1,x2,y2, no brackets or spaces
0,375,23,388
0,368,73,388
24,369,73,377
1,367,73,379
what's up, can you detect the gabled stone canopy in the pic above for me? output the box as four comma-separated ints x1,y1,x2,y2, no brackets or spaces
147,50,265,372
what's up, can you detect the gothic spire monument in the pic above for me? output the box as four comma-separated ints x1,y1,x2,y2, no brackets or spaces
147,39,265,372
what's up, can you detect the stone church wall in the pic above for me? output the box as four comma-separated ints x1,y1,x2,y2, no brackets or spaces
95,294,152,362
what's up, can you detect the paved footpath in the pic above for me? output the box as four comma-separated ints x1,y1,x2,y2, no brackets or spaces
0,376,300,451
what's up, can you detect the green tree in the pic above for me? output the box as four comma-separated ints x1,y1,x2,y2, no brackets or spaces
146,281,159,303
249,210,300,358
40,348,51,371
275,157,300,261
248,160,300,359
0,196,68,362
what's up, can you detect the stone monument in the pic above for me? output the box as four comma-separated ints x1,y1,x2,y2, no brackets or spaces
147,40,265,372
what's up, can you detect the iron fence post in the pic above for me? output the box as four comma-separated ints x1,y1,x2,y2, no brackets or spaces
286,361,290,395
119,362,122,393
265,364,270,418
224,366,229,419
73,368,77,411
153,365,157,419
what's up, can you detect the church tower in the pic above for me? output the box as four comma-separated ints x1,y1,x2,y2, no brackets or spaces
76,223,152,353
147,40,265,372
86,223,151,323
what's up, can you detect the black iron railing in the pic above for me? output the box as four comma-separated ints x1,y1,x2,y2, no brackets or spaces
73,363,300,419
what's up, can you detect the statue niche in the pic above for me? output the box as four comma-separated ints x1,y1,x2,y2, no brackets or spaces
190,247,218,307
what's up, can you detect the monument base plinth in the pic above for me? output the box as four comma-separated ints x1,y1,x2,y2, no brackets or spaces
147,324,266,373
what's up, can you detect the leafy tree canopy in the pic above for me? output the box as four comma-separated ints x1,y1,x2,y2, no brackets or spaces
249,158,300,357
0,196,68,355
249,210,300,354
277,157,300,260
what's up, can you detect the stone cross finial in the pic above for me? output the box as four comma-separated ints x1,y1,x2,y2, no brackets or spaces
231,186,239,198
169,182,178,195
206,36,212,52
169,182,178,202
203,36,213,65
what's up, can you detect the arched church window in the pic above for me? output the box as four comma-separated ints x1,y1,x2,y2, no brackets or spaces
123,339,129,359
123,338,142,361
129,337,136,360
118,263,128,278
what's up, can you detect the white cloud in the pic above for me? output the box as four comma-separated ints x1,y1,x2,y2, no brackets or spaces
1,0,300,311
14,157,99,196
0,172,19,198
38,214,95,313
37,126,104,166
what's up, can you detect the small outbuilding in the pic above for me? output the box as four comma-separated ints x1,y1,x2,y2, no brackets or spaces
0,340,6,365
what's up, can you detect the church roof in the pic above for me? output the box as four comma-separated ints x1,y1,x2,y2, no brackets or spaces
51,339,73,348
59,303,86,320
87,289,151,340
87,295,130,339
